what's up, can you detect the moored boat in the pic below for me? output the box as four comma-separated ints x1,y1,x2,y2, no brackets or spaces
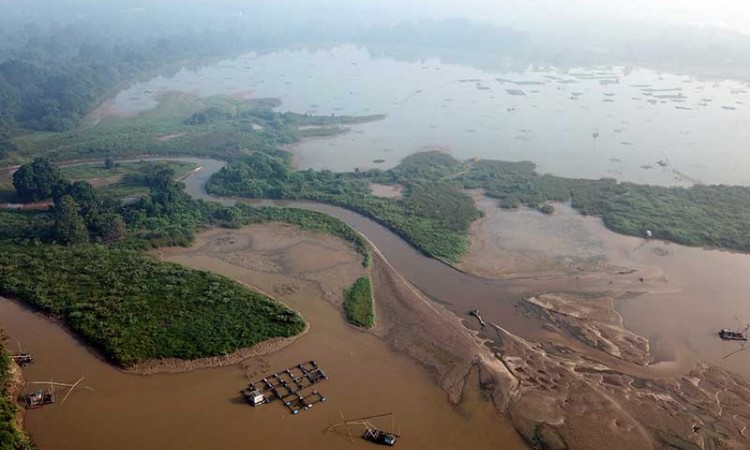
719,328,748,341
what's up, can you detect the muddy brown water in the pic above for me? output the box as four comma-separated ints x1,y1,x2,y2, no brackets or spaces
458,198,750,379
6,157,750,449
0,224,527,450
178,157,750,376
594,223,750,378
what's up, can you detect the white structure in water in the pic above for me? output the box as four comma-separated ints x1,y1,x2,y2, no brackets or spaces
248,389,265,406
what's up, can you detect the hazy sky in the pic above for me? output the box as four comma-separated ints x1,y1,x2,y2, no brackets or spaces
4,0,750,35
363,0,750,33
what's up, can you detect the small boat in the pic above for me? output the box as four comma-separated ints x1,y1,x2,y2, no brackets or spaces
327,411,400,446
11,353,33,367
363,428,398,446
719,328,748,341
24,389,55,409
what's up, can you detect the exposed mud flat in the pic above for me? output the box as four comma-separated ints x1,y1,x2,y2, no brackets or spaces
490,294,750,450
457,196,608,279
455,193,750,448
2,223,526,450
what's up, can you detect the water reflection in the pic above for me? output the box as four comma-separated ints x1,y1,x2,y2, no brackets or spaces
97,45,750,186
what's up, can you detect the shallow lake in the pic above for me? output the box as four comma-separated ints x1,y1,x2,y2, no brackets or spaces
100,45,750,185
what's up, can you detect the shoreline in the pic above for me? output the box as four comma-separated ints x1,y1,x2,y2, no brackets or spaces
1,269,310,378
8,357,26,434
5,214,750,448
125,322,310,375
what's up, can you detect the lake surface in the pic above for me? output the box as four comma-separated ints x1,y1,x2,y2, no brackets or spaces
103,45,750,186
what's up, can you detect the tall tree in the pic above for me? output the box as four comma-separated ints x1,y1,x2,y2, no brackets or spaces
67,180,99,218
12,157,66,202
100,214,127,242
145,162,185,212
53,195,89,245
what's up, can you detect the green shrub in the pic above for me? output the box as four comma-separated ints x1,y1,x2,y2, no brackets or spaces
538,204,555,215
343,277,374,328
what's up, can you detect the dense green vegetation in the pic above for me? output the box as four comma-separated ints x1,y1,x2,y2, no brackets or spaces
0,157,370,374
0,348,32,450
11,158,65,202
0,245,304,367
207,151,480,261
343,277,374,328
210,150,750,259
459,158,750,250
7,94,381,164
0,158,197,205
62,160,199,199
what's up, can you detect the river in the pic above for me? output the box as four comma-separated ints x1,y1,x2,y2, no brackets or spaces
6,156,750,449
1,158,531,450
181,159,750,376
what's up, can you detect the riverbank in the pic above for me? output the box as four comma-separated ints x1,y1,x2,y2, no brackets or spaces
125,322,310,375
0,220,529,450
7,156,750,448
0,349,32,450
5,150,750,449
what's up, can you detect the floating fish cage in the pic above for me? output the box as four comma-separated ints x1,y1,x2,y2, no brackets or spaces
241,360,328,415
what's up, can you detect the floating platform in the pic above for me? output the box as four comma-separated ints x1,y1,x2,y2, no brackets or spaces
242,360,328,415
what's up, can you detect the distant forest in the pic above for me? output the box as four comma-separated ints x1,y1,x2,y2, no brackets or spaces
0,26,257,139
4,14,750,156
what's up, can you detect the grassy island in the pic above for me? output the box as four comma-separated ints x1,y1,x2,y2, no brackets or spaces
0,245,305,367
8,93,384,164
343,277,375,328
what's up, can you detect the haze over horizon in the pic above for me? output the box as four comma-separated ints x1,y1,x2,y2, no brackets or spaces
3,0,750,35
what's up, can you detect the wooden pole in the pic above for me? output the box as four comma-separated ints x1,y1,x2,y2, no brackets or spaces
344,412,393,424
27,381,79,387
60,377,85,404
340,411,353,443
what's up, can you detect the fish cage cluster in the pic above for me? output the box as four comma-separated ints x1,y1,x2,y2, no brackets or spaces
241,360,328,415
